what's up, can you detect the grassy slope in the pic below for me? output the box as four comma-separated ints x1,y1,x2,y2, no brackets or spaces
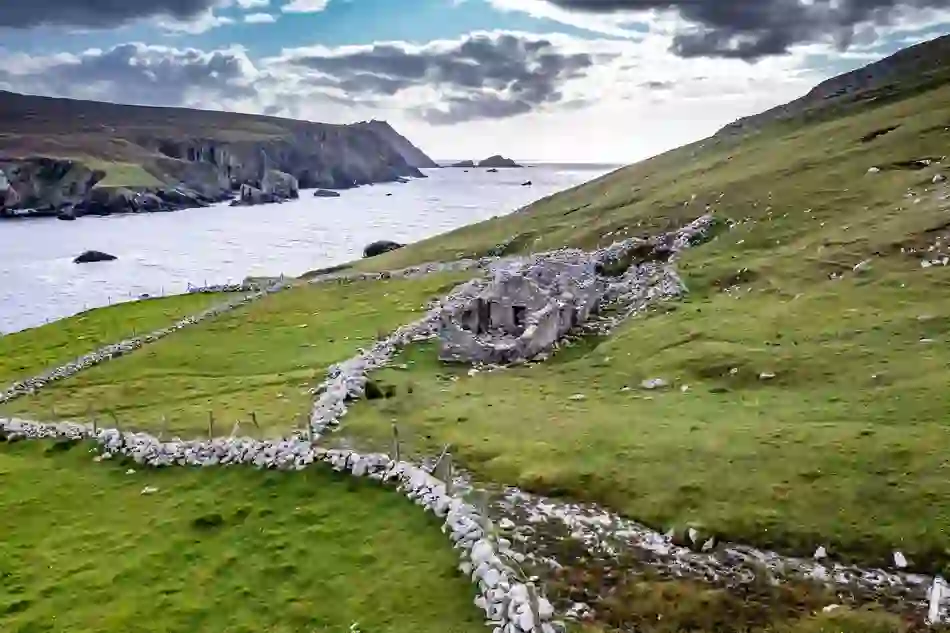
85,159,164,188
0,293,228,387
334,80,950,573
0,440,482,633
0,273,474,437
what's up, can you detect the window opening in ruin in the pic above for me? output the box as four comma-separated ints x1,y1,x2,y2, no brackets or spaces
460,308,474,331
512,305,527,329
477,298,491,334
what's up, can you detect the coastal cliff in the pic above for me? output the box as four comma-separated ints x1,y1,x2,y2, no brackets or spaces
0,91,437,218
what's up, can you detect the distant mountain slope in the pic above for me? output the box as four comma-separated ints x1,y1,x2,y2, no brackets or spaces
0,91,438,214
718,33,950,136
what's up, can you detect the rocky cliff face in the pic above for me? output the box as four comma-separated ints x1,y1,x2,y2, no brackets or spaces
353,120,440,169
0,90,439,218
0,158,105,214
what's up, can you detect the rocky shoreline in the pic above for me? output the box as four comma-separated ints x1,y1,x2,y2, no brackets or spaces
0,105,437,221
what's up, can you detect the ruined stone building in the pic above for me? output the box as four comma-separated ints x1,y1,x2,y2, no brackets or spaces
438,255,608,365
436,215,713,366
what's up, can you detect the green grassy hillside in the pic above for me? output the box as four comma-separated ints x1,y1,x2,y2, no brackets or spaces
0,273,473,436
0,293,229,387
335,54,950,573
0,440,483,633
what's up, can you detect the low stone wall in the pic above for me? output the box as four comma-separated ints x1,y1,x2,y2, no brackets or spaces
0,417,560,633
0,280,291,405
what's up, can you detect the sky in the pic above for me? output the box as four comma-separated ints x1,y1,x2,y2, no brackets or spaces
0,1,948,163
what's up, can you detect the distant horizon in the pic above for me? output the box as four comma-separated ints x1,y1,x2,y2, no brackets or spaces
432,159,625,167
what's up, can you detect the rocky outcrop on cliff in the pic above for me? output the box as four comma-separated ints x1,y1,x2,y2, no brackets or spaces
353,120,439,169
0,158,104,214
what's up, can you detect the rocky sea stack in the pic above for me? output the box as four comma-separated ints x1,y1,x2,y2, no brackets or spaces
478,155,522,168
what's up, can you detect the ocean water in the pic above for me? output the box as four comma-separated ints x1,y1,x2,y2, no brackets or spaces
0,164,617,334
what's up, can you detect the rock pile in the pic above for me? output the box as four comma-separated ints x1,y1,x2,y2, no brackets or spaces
186,281,264,294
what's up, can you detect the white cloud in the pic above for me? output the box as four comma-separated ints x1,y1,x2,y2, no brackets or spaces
236,0,270,7
158,8,235,34
487,0,649,38
281,0,330,13
0,22,940,163
244,12,277,23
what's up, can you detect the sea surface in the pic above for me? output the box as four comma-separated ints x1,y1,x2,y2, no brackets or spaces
0,163,617,334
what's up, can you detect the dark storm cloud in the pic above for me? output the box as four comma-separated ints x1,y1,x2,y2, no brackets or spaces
0,43,255,106
0,0,218,29
544,0,950,60
284,32,600,123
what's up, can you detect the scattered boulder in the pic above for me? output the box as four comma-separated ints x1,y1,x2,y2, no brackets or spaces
641,378,669,390
313,189,341,198
57,207,76,221
363,240,404,258
231,184,281,207
261,169,299,199
74,250,117,264
478,155,522,168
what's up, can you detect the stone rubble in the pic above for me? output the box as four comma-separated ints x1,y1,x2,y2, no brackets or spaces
435,215,713,366
495,487,947,622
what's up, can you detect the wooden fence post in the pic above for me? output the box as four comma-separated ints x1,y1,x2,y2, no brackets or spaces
391,421,401,463
208,411,215,438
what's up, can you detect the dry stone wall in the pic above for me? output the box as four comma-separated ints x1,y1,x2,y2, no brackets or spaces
0,417,561,633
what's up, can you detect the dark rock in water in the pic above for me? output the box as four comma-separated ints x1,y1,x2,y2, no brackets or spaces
385,192,393,197
487,168,499,173
521,180,533,186
74,250,117,264
313,189,341,198
478,155,522,168
363,240,404,258
57,207,76,221
450,160,475,168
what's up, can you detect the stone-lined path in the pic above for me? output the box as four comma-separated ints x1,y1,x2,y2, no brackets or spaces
3,213,947,629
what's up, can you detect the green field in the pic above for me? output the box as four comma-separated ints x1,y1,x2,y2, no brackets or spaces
0,273,475,437
0,293,229,387
329,80,950,574
0,440,482,633
84,159,165,188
